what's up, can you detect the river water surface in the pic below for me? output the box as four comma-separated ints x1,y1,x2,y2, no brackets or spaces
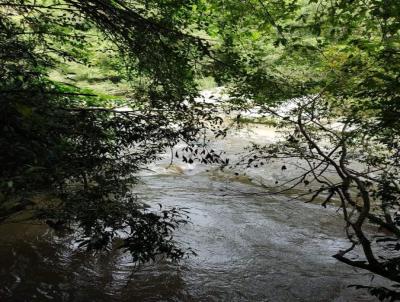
0,124,386,301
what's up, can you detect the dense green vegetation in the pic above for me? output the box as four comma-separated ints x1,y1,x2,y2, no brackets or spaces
1,0,400,300
0,0,218,262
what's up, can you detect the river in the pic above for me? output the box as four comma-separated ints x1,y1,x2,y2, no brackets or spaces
0,123,386,301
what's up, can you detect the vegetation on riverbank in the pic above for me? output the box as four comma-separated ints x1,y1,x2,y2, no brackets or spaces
237,116,278,127
0,0,217,262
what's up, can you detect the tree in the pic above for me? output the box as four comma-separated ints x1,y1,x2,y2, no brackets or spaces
0,0,215,262
203,0,400,299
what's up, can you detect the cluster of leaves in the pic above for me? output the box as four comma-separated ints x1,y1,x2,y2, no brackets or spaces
0,0,215,262
176,145,228,166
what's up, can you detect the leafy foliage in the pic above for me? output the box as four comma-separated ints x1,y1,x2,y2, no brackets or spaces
203,0,400,298
0,0,213,262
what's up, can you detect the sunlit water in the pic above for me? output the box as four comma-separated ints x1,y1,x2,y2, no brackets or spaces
0,123,386,301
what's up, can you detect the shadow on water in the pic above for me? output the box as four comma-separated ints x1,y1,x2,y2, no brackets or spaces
0,227,192,302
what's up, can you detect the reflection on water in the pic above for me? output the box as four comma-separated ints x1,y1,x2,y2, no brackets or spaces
0,124,385,301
